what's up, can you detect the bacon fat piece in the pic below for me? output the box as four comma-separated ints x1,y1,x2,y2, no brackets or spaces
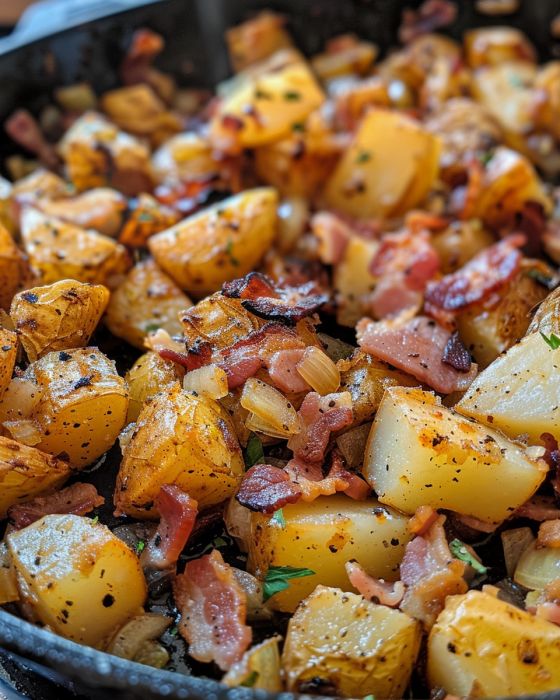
236,464,303,513
345,561,405,607
8,483,104,530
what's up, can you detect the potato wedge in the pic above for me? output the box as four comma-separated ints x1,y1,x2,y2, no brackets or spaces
149,188,278,296
0,328,17,397
428,590,560,697
105,259,192,350
456,331,560,444
116,383,244,518
10,280,110,361
283,586,421,698
364,387,547,525
36,188,127,237
125,351,183,423
322,109,441,219
20,208,130,288
6,514,147,647
246,495,412,612
0,224,32,311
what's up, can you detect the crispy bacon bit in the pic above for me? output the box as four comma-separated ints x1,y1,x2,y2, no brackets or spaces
408,505,439,537
141,485,198,570
537,520,560,549
515,495,560,521
405,211,449,236
8,483,104,530
236,464,302,513
223,272,279,300
425,235,526,323
357,315,477,394
442,331,472,372
159,341,213,372
120,29,164,86
346,561,405,607
310,212,351,265
5,109,59,169
288,392,353,465
399,0,457,44
511,201,547,257
400,516,468,628
174,549,251,670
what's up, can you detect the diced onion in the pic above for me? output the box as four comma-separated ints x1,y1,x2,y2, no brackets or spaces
222,637,282,691
3,419,42,446
335,423,371,469
107,613,171,665
0,377,43,423
183,364,228,399
232,568,272,621
296,346,341,395
277,197,309,253
501,527,535,578
514,542,560,591
224,498,252,552
241,378,300,437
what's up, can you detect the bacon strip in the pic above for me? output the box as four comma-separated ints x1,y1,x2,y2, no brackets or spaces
174,549,252,670
408,505,439,537
236,464,302,513
120,28,164,86
285,456,369,503
8,483,104,530
5,109,59,169
141,485,197,570
311,212,351,265
515,495,560,521
399,0,457,44
357,314,477,394
346,561,405,607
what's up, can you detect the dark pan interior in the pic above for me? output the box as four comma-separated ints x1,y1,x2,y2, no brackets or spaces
1,0,560,697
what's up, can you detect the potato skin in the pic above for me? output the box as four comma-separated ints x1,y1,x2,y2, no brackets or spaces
6,514,147,647
0,224,32,311
283,586,421,698
0,436,72,518
105,259,192,350
115,383,244,518
149,188,278,296
10,280,110,361
428,590,560,697
0,328,17,397
125,351,183,423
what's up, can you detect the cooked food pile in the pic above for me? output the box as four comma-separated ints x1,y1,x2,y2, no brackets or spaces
2,4,560,697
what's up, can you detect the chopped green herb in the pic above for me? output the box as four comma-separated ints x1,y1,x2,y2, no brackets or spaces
478,151,494,166
450,539,487,575
271,508,286,528
255,88,272,100
262,565,315,601
91,515,99,524
244,434,264,468
169,625,178,636
284,90,302,101
241,671,260,688
144,322,161,333
225,238,240,267
212,536,227,548
525,268,554,288
291,122,305,133
356,150,372,164
540,331,560,350
136,540,146,555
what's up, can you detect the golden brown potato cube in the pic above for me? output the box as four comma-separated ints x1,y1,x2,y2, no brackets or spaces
6,514,147,647
151,132,220,185
10,280,109,362
149,188,278,296
0,436,72,518
58,111,153,195
36,188,127,237
117,193,179,248
311,36,378,81
534,61,560,141
431,219,495,274
332,234,379,327
0,224,31,311
115,383,244,518
11,168,70,205
464,27,536,69
283,586,421,698
20,208,130,288
125,351,183,423
226,11,293,72
0,328,17,397
105,259,192,350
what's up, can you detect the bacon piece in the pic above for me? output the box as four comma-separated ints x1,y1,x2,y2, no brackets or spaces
141,485,197,570
120,28,164,86
8,483,104,530
288,392,353,464
399,0,457,44
357,315,477,394
536,602,560,626
408,505,439,537
515,495,560,521
159,342,213,372
453,514,500,533
284,451,369,503
311,212,351,265
223,272,279,300
537,520,560,548
236,464,302,513
174,549,251,670
399,516,468,628
267,348,310,393
5,109,59,169
425,235,526,323
405,211,449,236
442,331,471,372
346,561,405,607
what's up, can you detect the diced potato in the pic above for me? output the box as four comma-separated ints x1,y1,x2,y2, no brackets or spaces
0,224,32,311
36,188,127,237
431,219,495,274
20,208,130,288
11,168,69,204
0,328,17,396
125,351,183,423
464,27,536,69
456,331,560,443
333,234,378,327
149,188,278,296
534,61,560,141
283,586,421,698
0,436,72,518
6,514,146,647
223,637,282,691
427,590,560,697
10,280,110,361
246,495,412,612
322,109,441,219
210,53,324,152
117,193,179,248
115,383,244,518
311,38,378,81
226,12,293,72
151,132,220,185
105,259,192,350
0,347,128,468
364,387,547,525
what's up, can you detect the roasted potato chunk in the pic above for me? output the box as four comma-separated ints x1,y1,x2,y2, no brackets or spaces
10,280,110,361
333,234,379,327
0,437,72,518
246,496,412,612
464,27,536,69
151,132,220,185
35,188,127,237
116,383,244,518
125,351,183,423
428,590,560,697
283,586,421,698
0,224,32,311
149,188,278,296
311,36,378,81
431,219,495,274
105,259,192,350
117,193,179,248
0,329,17,396
20,208,130,288
226,11,293,72
6,514,147,647
364,387,547,525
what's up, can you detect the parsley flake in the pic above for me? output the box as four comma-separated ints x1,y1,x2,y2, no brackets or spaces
271,508,286,528
478,151,494,166
356,150,372,164
540,331,560,350
136,540,146,554
262,566,315,601
291,122,305,133
212,536,227,549
91,515,99,524
450,539,487,575
241,671,260,687
144,322,161,333
284,90,301,101
244,434,264,469
225,238,240,267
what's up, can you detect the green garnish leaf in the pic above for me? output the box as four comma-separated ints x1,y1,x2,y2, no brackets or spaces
241,671,260,688
91,515,99,524
540,331,560,350
450,539,487,575
225,238,240,267
255,88,272,100
136,540,146,554
244,434,264,468
144,322,161,333
212,536,227,548
169,625,178,636
356,150,372,164
262,566,315,601
291,122,305,133
271,508,286,528
284,90,301,101
478,151,494,166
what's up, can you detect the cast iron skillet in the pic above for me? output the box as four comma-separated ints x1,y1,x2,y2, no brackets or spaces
1,1,560,698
